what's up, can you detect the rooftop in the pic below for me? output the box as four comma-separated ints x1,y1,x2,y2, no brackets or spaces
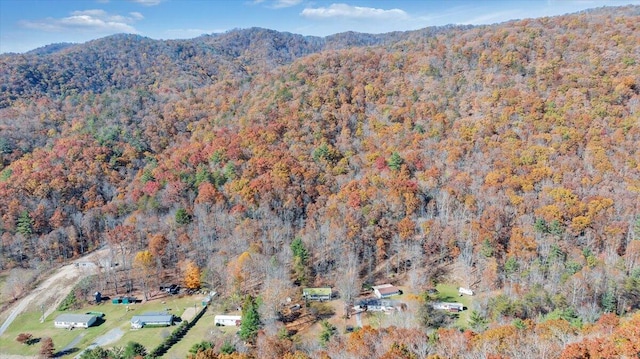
55,313,96,323
372,284,400,295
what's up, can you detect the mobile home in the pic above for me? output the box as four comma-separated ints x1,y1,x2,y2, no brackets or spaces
214,315,242,326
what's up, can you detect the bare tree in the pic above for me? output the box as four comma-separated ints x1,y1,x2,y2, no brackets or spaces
335,250,361,318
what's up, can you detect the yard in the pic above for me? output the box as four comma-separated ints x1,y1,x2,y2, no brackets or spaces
163,310,235,359
435,283,474,328
0,294,206,357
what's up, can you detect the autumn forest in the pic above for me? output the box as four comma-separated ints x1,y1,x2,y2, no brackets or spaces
1,5,640,358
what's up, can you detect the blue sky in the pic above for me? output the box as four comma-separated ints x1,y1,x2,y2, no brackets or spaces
1,0,639,53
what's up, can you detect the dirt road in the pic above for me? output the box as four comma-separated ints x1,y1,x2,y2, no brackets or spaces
0,247,109,337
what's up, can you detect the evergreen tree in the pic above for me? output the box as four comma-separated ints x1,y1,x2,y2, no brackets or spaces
16,210,33,236
469,310,488,331
189,341,212,354
504,257,519,275
319,320,336,346
387,152,403,171
480,238,494,257
512,318,527,330
633,215,640,240
290,237,310,285
79,347,111,359
601,287,617,313
290,237,309,262
175,208,192,225
239,295,261,343
122,341,146,359
533,218,548,233
219,341,236,354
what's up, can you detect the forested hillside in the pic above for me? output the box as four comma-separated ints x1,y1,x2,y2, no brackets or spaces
1,5,640,358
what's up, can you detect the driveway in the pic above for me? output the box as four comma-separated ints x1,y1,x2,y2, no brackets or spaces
74,327,124,358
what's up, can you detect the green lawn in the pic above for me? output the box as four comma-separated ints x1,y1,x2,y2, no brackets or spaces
0,295,205,358
0,310,94,357
164,310,219,358
435,283,473,329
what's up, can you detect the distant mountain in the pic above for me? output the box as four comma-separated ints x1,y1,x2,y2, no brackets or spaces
0,25,473,108
26,42,77,56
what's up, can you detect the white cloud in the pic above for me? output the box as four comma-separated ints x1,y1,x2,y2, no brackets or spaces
251,0,301,8
130,12,145,20
71,9,108,17
19,9,141,33
301,3,408,20
129,0,163,5
272,0,302,8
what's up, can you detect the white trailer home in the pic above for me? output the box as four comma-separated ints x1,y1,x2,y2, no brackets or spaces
214,315,242,326
130,312,173,329
54,314,97,329
433,302,465,312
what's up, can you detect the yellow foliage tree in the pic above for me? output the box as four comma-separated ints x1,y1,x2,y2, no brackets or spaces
134,250,154,269
184,261,201,290
133,250,155,301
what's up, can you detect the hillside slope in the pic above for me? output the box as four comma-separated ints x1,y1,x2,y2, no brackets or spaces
0,5,639,358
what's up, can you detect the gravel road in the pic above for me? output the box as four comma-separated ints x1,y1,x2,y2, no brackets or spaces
0,248,108,337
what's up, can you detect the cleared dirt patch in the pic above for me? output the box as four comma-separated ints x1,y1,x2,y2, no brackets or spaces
0,248,109,338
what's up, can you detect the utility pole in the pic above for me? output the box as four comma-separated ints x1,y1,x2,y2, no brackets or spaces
40,304,45,323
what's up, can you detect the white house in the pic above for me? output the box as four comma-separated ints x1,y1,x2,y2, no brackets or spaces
214,315,242,326
432,302,465,312
130,312,173,329
458,287,474,296
54,314,97,329
372,284,401,299
302,287,332,301
354,298,402,312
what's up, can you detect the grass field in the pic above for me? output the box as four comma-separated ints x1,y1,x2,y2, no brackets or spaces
0,309,98,357
0,294,206,358
163,310,228,359
435,283,474,328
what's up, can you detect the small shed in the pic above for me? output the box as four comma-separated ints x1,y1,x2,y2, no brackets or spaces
130,312,173,329
214,315,242,326
121,296,136,304
302,287,332,301
372,284,401,299
54,314,97,329
458,287,474,296
202,291,217,307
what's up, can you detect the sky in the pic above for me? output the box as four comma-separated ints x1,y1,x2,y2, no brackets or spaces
1,0,639,54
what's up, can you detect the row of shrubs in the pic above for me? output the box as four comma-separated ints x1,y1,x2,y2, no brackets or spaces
57,276,97,311
147,305,208,358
